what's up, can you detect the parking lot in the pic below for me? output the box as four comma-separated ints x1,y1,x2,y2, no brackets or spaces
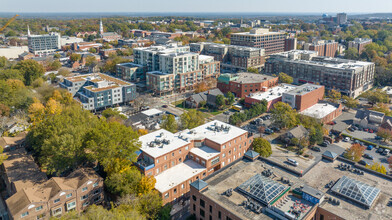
361,145,391,172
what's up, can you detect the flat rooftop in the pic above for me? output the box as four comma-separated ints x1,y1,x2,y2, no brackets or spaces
65,73,131,86
179,120,247,145
285,83,323,96
141,108,163,117
146,71,173,76
300,102,338,119
248,84,297,102
231,72,277,84
154,160,206,193
190,146,220,160
139,129,190,158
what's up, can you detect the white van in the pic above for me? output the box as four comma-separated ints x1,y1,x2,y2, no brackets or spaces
287,158,299,167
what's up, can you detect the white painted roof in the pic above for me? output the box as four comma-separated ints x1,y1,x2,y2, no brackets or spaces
248,84,297,102
300,103,338,119
154,160,206,193
178,120,247,145
141,108,163,117
190,146,220,160
139,129,190,158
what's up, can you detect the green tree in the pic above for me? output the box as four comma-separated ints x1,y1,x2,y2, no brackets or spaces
59,204,145,220
180,109,205,129
53,53,61,59
102,108,127,120
88,47,97,53
102,56,130,73
0,79,33,110
226,92,235,105
271,102,298,129
105,167,143,196
278,72,293,84
161,114,178,133
247,67,259,74
215,94,226,109
342,95,359,109
363,89,389,105
327,89,342,103
309,127,323,145
70,53,82,62
15,60,45,86
49,60,62,71
0,56,9,68
251,138,272,157
0,69,24,81
0,146,8,166
344,47,359,60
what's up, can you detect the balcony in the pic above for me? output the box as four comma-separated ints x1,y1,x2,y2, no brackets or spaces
135,158,155,171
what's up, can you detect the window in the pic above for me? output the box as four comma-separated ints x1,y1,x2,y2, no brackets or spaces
93,182,99,187
93,189,101,195
223,145,226,149
179,150,182,154
164,155,167,160
94,196,101,202
156,168,160,174
210,216,212,220
54,198,60,203
192,195,197,201
66,193,72,198
218,211,222,219
226,217,232,220
81,195,89,201
21,211,29,218
83,202,89,207
35,206,43,212
200,209,205,217
181,184,184,189
202,160,206,166
185,146,189,150
174,188,177,194
52,208,62,216
179,158,182,162
209,205,212,213
172,161,175,166
157,159,159,164
200,199,205,208
320,214,324,220
193,204,196,211
234,148,236,152
172,152,174,156
82,187,88,192
164,193,169,199
164,164,167,170
222,153,226,158
67,201,76,210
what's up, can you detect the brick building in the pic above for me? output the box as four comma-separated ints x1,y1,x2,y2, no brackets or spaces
230,28,287,55
136,120,253,204
1,149,103,220
282,84,325,112
284,37,297,51
217,72,278,98
348,38,372,54
304,40,338,57
300,101,343,123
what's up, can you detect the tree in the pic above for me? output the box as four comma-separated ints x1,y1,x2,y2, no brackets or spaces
387,156,392,169
327,89,342,103
70,54,82,62
309,127,323,145
247,67,259,74
376,128,392,142
88,47,97,53
53,53,61,59
344,143,365,162
226,92,235,105
344,47,359,60
215,94,226,109
180,110,205,129
271,102,298,129
102,56,130,73
252,138,272,157
105,167,143,196
363,89,389,106
278,72,293,84
49,60,62,71
194,82,208,93
0,69,24,81
342,95,359,109
85,56,97,66
60,204,145,219
0,146,8,166
366,162,387,174
83,120,140,175
102,108,127,120
58,68,71,77
161,114,177,133
15,60,45,86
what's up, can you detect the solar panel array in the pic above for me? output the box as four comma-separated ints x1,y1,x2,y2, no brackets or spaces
237,174,288,205
331,176,380,208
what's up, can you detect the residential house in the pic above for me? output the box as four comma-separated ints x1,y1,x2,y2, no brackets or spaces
185,89,224,108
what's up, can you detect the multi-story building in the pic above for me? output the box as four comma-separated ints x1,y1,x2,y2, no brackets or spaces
304,40,338,57
282,84,325,112
284,37,297,51
28,32,61,55
217,72,278,98
133,45,220,95
2,149,103,220
136,120,253,204
230,28,286,55
190,42,265,72
265,50,375,97
60,73,137,110
348,38,372,54
116,63,147,82
337,13,348,25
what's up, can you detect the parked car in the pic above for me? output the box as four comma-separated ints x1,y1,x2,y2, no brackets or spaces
223,111,230,115
376,148,384,153
320,142,328,147
359,160,370,166
311,146,321,152
162,105,168,108
382,149,390,155
352,126,358,130
364,128,369,132
369,129,374,133
375,136,382,140
344,137,350,142
367,145,373,150
348,127,355,132
363,153,374,160
287,158,299,167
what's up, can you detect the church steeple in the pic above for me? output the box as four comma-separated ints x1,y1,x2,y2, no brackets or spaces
27,25,31,36
99,18,104,36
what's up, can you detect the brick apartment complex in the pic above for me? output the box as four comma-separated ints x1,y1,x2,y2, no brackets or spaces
304,40,338,57
300,101,343,123
132,45,220,95
60,73,137,110
217,72,278,98
1,149,103,220
190,42,266,72
265,50,375,97
281,84,325,112
348,38,372,54
136,120,253,204
284,37,297,51
230,28,287,55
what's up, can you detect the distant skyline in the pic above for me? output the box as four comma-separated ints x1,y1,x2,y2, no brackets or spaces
2,0,392,13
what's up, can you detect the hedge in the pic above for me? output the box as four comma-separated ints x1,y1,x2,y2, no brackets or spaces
341,133,392,151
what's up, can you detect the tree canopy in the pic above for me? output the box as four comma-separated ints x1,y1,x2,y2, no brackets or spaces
252,138,272,157
161,114,177,133
278,72,293,84
180,109,205,130
271,102,298,129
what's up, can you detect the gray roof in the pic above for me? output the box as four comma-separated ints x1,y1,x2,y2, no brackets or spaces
245,150,260,158
190,179,208,191
322,150,338,159
302,185,324,200
287,125,308,139
126,113,148,124
189,88,223,105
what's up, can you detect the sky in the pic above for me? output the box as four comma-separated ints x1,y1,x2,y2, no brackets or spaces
2,0,392,13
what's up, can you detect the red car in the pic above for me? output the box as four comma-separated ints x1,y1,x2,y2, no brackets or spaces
364,128,369,132
369,129,374,133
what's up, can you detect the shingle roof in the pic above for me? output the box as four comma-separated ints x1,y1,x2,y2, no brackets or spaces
245,150,260,158
288,125,308,139
323,150,338,159
190,179,208,191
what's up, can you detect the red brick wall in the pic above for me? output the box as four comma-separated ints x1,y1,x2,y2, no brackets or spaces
296,86,325,112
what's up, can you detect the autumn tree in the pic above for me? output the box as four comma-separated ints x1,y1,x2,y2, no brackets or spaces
366,162,387,174
271,102,298,129
0,146,8,166
278,72,294,84
252,138,272,157
327,89,342,103
342,95,359,109
344,143,365,162
102,108,127,120
194,82,208,93
247,67,259,74
387,156,392,169
376,128,392,142
85,56,97,66
364,89,389,106
161,114,178,133
70,53,82,62
180,109,205,129
15,60,45,86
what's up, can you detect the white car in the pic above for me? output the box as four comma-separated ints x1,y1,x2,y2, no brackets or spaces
344,137,350,142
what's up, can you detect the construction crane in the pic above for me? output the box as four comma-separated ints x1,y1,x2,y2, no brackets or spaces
0,14,19,33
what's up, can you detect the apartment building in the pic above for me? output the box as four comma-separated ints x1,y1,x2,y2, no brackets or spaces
348,38,372,54
337,13,348,25
116,63,147,82
60,73,137,110
1,149,103,220
133,45,220,95
189,42,265,72
136,120,253,204
217,72,278,98
28,32,61,55
284,37,297,51
265,50,375,97
230,28,286,55
282,84,325,112
304,40,338,57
